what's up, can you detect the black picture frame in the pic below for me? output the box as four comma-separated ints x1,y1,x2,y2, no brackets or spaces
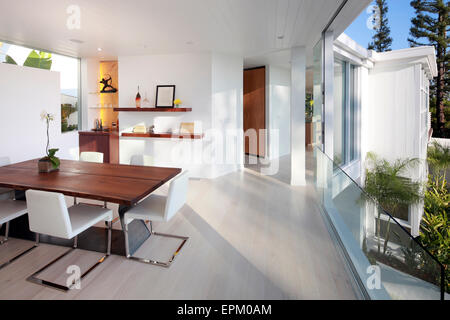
155,85,176,108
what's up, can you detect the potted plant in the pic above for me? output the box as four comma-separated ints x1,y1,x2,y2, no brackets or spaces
38,111,60,173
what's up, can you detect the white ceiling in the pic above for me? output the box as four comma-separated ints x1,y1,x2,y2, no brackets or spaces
0,0,370,67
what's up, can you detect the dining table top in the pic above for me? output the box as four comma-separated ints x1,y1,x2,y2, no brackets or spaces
0,159,181,206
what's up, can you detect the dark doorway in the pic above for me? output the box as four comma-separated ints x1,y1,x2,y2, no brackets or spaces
244,66,266,157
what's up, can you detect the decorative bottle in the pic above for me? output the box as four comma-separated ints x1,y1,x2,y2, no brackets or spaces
135,86,141,109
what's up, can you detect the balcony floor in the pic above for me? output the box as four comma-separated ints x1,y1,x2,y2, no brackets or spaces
0,154,356,299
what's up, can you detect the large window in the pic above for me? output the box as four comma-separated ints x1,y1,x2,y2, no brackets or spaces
0,41,80,133
333,58,358,166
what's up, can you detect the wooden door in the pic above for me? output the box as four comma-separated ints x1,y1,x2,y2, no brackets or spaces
244,67,266,157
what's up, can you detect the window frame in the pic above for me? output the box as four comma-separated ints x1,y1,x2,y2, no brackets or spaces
333,57,360,169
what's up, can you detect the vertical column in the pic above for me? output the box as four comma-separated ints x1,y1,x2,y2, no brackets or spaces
290,46,306,186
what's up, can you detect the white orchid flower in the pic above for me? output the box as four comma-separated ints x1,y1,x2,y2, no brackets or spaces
40,110,55,122
40,110,47,121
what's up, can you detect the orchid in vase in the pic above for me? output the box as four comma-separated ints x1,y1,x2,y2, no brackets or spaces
39,110,60,172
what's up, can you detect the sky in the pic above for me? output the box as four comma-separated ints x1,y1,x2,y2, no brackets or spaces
345,0,416,51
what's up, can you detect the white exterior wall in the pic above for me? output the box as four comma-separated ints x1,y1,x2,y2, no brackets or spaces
333,36,436,237
0,63,79,162
363,61,432,236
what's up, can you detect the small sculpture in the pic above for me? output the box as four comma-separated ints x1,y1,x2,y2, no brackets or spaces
99,74,118,93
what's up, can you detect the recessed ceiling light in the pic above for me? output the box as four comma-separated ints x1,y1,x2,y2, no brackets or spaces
97,47,102,52
277,35,284,40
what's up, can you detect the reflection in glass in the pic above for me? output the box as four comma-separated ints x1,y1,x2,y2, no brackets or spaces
333,59,346,166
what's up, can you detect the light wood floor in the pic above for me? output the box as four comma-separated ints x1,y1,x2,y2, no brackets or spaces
0,155,356,299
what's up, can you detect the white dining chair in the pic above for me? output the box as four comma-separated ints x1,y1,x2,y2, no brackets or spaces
0,157,14,201
25,189,113,291
123,171,189,267
130,155,154,166
0,199,38,270
79,152,104,163
77,152,105,207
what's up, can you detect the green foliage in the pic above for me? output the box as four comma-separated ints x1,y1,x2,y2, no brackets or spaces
429,97,450,138
305,93,313,122
427,141,450,175
364,152,423,213
409,0,449,137
368,0,393,52
47,148,60,169
425,174,450,213
23,50,52,70
420,174,450,293
61,103,78,133
4,55,17,65
364,152,423,254
3,49,52,70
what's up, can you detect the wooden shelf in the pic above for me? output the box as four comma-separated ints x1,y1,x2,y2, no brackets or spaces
113,107,192,112
121,132,204,139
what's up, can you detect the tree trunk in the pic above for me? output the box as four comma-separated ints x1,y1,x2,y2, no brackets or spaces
436,11,446,137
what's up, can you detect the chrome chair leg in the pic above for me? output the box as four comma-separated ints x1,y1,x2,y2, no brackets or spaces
0,221,9,244
27,222,112,292
0,228,39,271
107,221,111,256
124,223,130,258
106,215,119,227
124,220,188,268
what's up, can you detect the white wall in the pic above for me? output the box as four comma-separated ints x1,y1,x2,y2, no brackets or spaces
364,63,424,178
118,52,243,178
363,62,430,236
267,66,291,159
431,137,450,148
211,53,244,177
0,63,79,163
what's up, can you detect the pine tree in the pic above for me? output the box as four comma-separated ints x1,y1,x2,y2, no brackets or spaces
409,0,450,138
368,0,393,52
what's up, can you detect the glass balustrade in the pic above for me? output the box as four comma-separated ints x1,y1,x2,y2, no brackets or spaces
314,147,445,300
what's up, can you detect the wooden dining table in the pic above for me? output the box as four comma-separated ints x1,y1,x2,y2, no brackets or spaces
0,159,181,256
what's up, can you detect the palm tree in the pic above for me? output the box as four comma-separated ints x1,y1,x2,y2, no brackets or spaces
364,152,423,254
